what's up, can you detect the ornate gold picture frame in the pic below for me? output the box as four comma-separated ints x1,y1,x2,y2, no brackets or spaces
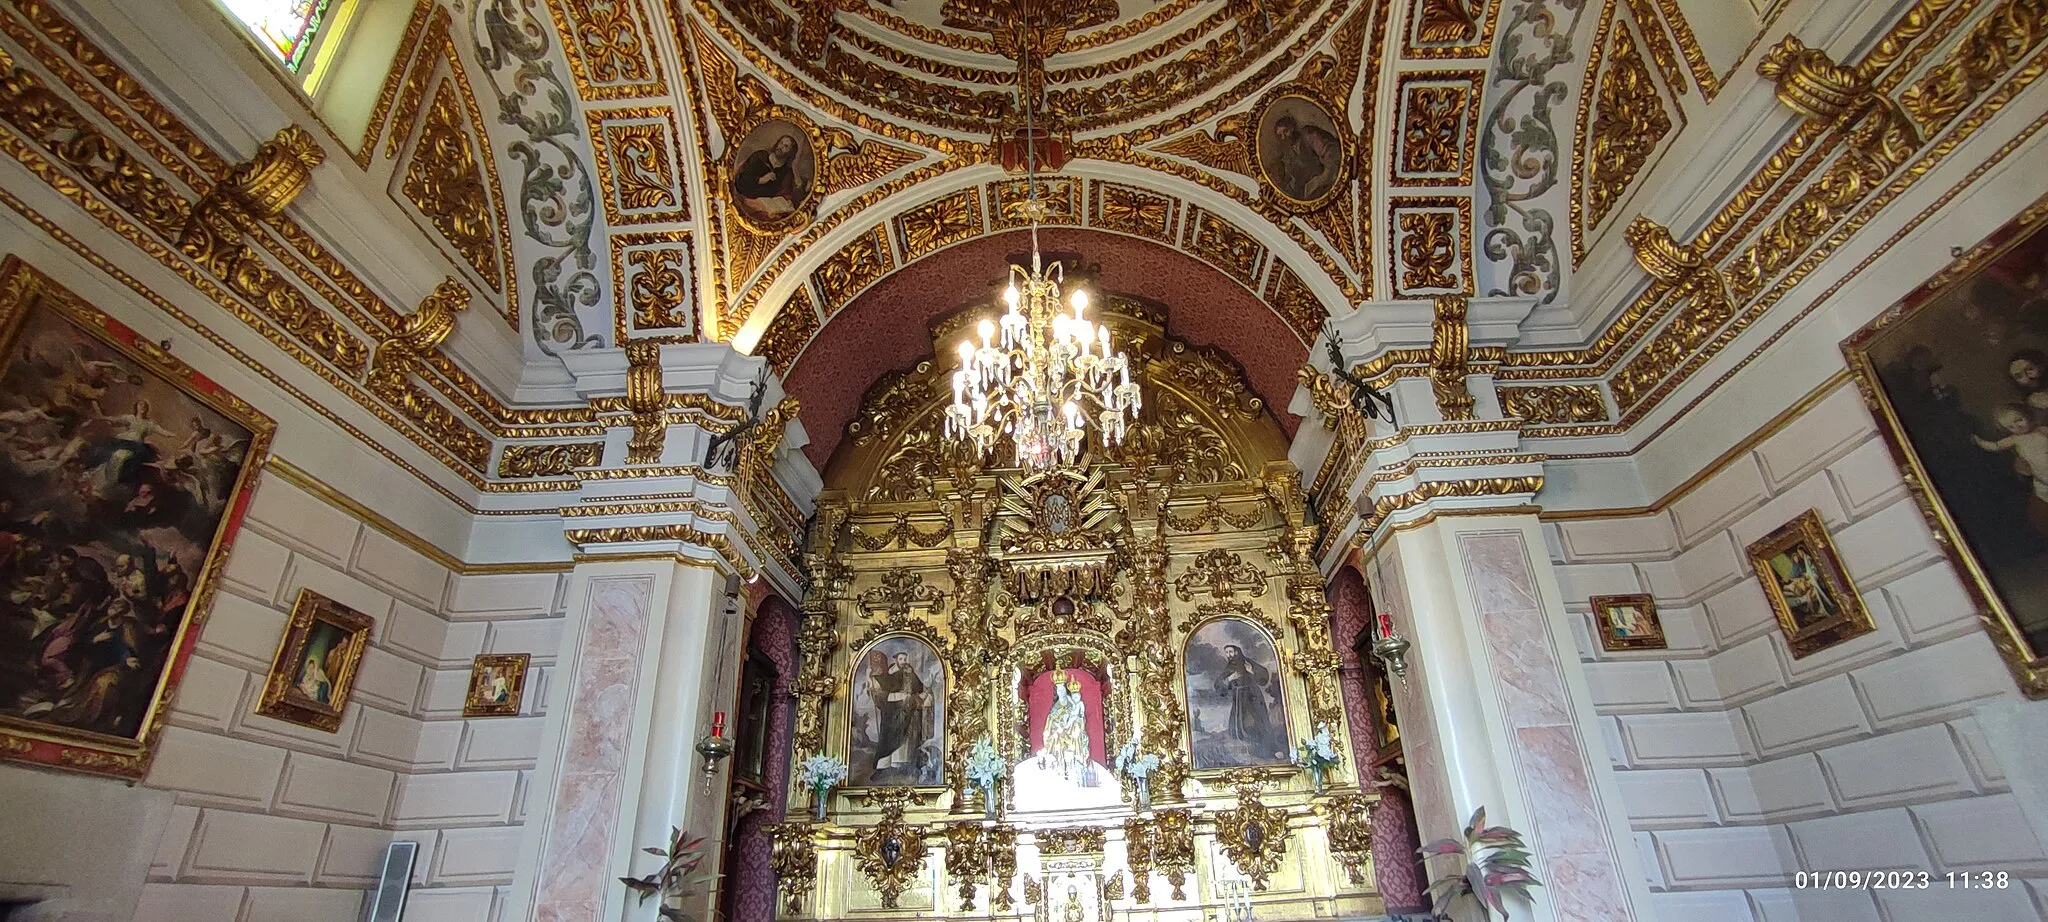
725,106,825,236
1843,193,2048,696
463,652,529,717
1248,82,1353,214
0,257,274,778
1744,510,1875,659
1591,593,1666,651
256,589,374,732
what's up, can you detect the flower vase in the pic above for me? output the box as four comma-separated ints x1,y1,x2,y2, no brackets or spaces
812,789,829,822
1309,765,1327,795
1135,777,1151,811
982,783,998,821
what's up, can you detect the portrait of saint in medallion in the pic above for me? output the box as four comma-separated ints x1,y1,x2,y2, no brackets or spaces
730,118,817,230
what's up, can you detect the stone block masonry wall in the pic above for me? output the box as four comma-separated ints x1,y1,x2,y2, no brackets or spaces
126,471,567,922
1545,383,2048,921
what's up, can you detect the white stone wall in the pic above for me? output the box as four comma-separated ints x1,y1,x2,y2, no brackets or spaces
1548,384,2048,921
6,473,568,922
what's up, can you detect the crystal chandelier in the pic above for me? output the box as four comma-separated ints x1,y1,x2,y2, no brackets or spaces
943,36,1141,473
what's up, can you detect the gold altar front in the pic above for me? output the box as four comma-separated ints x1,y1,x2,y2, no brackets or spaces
769,296,1382,920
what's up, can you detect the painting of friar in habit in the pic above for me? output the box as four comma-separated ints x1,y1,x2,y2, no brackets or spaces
1185,617,1291,770
0,260,267,767
848,636,946,787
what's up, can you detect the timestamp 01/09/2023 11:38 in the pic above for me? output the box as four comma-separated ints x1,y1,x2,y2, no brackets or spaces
1795,871,2012,890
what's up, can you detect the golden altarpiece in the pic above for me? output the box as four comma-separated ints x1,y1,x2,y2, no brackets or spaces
768,292,1382,920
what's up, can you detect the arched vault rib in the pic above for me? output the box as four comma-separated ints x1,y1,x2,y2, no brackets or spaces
777,225,1312,468
731,163,1356,375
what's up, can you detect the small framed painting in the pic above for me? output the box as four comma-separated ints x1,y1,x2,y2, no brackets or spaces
257,589,374,731
1744,510,1876,658
463,653,529,718
1591,594,1666,651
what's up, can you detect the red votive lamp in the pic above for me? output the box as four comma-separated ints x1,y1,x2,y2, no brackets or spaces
1376,609,1394,639
711,711,726,738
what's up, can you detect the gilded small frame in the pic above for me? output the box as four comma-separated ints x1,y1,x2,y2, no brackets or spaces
1744,510,1875,659
1248,82,1353,214
463,652,530,717
1591,593,1666,651
1842,192,2048,696
256,589,374,731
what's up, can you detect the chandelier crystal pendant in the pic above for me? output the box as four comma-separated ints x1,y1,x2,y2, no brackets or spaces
943,29,1142,473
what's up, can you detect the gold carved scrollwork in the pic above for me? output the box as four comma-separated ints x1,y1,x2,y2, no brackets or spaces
852,513,951,551
623,340,665,464
1756,36,1877,125
1214,776,1290,890
1429,294,1476,421
1150,808,1196,900
854,793,932,910
769,822,817,914
944,821,989,912
988,824,1019,912
1151,115,1254,179
1316,792,1376,885
1036,826,1108,856
402,80,502,290
1499,384,1607,424
1398,210,1459,291
496,441,601,478
1163,495,1268,533
1584,22,1674,233
368,280,491,471
1122,816,1153,903
1173,549,1268,602
860,567,948,621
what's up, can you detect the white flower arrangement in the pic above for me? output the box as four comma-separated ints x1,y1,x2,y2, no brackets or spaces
799,753,848,794
1114,740,1161,780
965,738,1006,790
1294,723,1341,772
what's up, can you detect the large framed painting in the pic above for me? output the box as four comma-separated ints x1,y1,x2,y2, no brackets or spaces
0,257,273,777
1185,617,1291,770
1250,82,1352,214
848,634,946,787
1844,195,2048,695
257,589,373,731
1745,510,1876,659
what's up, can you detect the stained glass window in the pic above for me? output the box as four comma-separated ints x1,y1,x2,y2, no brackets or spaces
223,0,334,72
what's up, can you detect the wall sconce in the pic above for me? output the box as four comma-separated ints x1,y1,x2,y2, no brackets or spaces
696,710,734,792
1370,609,1412,686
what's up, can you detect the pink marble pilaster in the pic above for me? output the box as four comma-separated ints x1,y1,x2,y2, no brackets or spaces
535,577,655,922
1458,531,1635,922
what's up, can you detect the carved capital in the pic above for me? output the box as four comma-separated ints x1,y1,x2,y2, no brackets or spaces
229,125,326,218
394,278,470,354
1428,293,1475,422
1624,216,1703,285
623,340,665,464
1757,36,1871,124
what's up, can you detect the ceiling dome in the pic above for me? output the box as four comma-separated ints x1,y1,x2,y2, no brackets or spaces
693,0,1342,139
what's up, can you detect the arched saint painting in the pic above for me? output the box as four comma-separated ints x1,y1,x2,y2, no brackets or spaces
849,635,946,786
1014,659,1118,809
729,118,817,230
1185,618,1290,769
